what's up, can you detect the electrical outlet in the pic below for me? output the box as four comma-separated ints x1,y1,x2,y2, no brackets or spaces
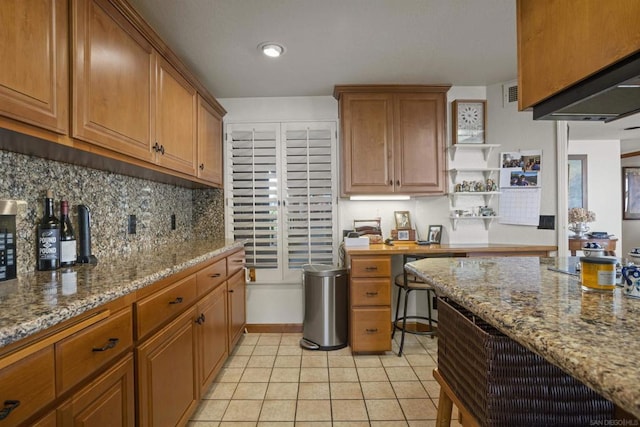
171,214,176,230
128,215,136,234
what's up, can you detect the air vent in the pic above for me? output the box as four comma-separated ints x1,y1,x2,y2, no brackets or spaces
502,81,518,107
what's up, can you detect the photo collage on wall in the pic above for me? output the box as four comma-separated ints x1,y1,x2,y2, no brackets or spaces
499,150,542,188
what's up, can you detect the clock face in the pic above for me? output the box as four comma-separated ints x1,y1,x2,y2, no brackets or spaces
458,103,484,130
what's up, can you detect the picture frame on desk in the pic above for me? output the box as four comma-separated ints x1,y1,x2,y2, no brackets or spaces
394,211,412,230
397,230,410,240
428,225,443,244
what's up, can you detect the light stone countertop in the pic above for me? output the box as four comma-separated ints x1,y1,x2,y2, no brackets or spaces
405,256,640,419
0,239,243,349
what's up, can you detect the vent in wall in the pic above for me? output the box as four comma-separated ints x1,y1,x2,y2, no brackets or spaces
502,81,518,107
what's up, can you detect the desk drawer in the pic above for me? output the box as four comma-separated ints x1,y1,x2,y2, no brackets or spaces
350,278,390,306
350,257,391,278
350,307,391,352
0,346,55,426
136,274,197,340
196,259,226,296
56,307,133,394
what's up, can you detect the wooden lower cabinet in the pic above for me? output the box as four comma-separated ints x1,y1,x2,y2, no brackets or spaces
0,345,55,426
227,269,246,351
350,307,392,352
32,410,57,427
196,284,228,395
57,353,135,427
136,306,198,427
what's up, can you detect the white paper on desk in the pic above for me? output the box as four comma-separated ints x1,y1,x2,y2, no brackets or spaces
499,187,541,226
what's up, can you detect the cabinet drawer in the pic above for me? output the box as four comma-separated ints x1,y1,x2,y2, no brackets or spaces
56,307,133,395
350,278,391,306
350,307,391,352
136,274,197,340
350,257,391,278
196,259,226,296
227,249,245,276
0,346,55,426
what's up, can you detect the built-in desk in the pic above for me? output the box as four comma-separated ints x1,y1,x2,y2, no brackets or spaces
569,237,618,256
343,243,557,353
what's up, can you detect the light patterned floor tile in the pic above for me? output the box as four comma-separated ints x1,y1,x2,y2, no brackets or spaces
224,355,250,368
412,366,435,381
240,367,272,382
331,399,368,421
329,367,358,382
265,382,299,400
274,355,302,368
222,400,263,421
216,368,244,383
360,381,396,399
253,345,279,356
247,355,276,368
405,354,437,367
257,335,282,346
203,382,237,400
301,355,328,368
399,398,438,420
232,382,268,399
354,355,382,368
327,356,355,368
277,346,303,356
297,382,330,400
385,366,419,381
191,400,229,421
330,382,363,399
391,381,428,399
270,367,300,383
259,400,296,421
365,399,405,421
295,399,332,421
299,367,329,382
357,367,388,382
380,355,410,367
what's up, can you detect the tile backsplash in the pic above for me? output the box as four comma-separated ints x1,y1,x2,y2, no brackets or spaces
0,149,224,275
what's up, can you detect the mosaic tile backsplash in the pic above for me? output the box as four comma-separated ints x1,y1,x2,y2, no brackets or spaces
0,149,224,275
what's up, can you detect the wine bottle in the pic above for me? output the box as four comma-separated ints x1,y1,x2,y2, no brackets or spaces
37,190,61,271
59,200,76,267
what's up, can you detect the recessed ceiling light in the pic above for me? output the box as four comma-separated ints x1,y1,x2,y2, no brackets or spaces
258,42,285,58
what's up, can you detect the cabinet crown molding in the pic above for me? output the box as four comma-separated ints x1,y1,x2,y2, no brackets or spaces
333,84,451,100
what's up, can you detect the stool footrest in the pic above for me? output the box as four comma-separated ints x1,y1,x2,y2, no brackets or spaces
393,315,437,336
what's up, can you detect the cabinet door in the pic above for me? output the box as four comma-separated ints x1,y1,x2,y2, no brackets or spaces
196,284,228,395
340,93,394,195
0,346,55,426
72,0,154,161
137,306,198,427
393,93,446,194
57,353,135,427
155,56,197,176
0,0,68,133
197,95,223,186
227,269,246,350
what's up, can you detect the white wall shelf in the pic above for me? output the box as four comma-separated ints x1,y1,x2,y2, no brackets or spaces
447,143,500,161
450,215,500,231
448,168,500,181
448,191,501,207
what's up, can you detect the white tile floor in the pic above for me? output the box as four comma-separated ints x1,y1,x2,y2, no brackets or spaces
188,333,462,426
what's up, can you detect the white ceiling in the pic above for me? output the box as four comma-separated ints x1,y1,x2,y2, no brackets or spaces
127,0,640,150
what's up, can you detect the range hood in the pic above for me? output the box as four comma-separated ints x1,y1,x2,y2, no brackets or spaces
533,51,640,122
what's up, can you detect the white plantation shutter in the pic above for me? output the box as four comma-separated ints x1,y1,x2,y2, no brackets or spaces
226,121,338,283
283,123,337,272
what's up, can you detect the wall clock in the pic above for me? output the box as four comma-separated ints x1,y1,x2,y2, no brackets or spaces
452,100,486,144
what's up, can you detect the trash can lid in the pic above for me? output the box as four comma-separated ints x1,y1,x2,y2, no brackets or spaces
303,264,347,277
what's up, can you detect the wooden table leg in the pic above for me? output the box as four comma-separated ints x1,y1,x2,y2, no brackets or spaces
436,386,454,427
433,368,481,427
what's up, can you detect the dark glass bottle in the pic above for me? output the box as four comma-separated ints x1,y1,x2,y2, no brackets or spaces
37,190,61,271
59,200,76,267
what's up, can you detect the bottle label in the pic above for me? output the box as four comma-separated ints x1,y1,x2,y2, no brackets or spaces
60,240,77,264
39,229,60,260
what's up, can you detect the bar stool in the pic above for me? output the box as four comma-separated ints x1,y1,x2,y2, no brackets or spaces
392,254,437,356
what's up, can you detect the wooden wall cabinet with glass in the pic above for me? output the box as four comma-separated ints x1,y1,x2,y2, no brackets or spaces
517,0,640,110
0,0,68,134
334,85,450,196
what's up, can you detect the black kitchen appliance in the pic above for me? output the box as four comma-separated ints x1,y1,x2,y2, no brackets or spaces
77,204,98,264
0,200,17,281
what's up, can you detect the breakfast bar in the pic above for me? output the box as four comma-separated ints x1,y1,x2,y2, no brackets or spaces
405,256,640,420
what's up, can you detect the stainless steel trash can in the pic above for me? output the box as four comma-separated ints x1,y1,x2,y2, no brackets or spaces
300,264,348,350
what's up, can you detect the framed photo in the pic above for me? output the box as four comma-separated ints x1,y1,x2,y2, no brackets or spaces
452,99,486,144
397,230,410,240
427,225,443,244
623,167,640,220
394,211,412,230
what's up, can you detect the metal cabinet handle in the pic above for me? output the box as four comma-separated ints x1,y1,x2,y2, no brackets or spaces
365,266,378,271
365,291,379,296
209,273,221,278
199,163,205,170
92,338,119,352
160,144,165,155
396,180,400,186
365,328,378,334
228,289,234,293
0,400,20,420
169,297,184,305
195,314,206,325
153,142,160,152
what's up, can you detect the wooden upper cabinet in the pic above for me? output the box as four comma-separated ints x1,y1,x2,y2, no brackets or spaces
155,56,197,176
0,0,68,133
335,85,449,196
72,0,154,161
394,93,446,194
197,95,224,186
517,0,640,110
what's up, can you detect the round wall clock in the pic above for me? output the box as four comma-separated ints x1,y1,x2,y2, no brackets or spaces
452,100,487,144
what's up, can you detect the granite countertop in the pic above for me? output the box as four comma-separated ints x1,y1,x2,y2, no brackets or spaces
405,256,640,419
0,239,243,349
345,242,557,256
